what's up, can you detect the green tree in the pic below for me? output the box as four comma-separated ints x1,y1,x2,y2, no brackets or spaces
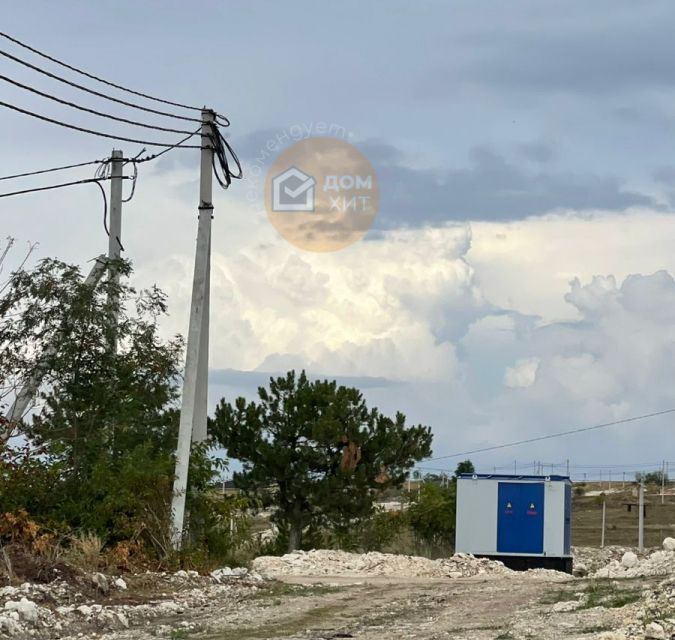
0,258,241,560
407,481,456,549
453,459,475,480
211,370,433,551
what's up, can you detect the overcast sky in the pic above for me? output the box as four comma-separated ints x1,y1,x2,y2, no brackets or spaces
3,1,675,478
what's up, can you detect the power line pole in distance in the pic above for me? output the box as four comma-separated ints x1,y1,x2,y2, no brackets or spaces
171,109,215,549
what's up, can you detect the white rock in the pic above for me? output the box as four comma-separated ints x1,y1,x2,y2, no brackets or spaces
645,621,666,639
157,601,182,614
76,605,93,617
552,600,578,612
4,598,39,623
0,614,22,636
114,577,128,590
210,567,234,582
91,572,109,594
621,551,639,568
663,537,675,552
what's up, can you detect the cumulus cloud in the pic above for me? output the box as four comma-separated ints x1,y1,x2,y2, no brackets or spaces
136,224,487,383
131,204,675,467
504,357,540,388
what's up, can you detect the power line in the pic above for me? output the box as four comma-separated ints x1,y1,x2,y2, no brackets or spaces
0,48,201,123
0,31,205,112
0,159,104,181
0,176,128,199
1,74,196,135
0,100,202,148
427,408,675,461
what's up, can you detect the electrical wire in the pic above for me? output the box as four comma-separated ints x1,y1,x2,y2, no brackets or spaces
0,49,202,123
130,126,202,163
122,161,138,203
0,74,197,134
426,408,675,461
207,117,242,189
0,100,202,148
0,175,128,199
0,30,204,112
0,159,104,181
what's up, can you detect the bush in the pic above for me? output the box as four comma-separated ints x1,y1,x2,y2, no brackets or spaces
407,482,456,548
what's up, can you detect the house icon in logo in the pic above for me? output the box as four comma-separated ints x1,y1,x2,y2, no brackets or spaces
272,166,316,212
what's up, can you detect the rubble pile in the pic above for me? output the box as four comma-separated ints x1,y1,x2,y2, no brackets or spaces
252,549,512,579
606,578,675,640
0,568,263,638
572,546,627,576
592,539,675,578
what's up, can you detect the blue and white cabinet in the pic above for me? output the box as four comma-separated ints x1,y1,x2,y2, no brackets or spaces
455,474,572,573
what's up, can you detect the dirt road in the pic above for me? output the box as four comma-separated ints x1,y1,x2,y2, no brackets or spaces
79,573,652,640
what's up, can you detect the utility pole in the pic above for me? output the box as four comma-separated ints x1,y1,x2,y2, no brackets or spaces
171,109,215,548
107,149,124,348
608,470,612,490
108,150,124,270
514,460,517,475
601,496,606,548
566,459,570,477
622,472,625,489
638,478,645,552
662,460,666,505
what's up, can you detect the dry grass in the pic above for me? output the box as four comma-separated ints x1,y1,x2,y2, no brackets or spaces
572,482,675,547
63,532,104,571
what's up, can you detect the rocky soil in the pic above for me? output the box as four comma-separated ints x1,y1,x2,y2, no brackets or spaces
4,543,675,639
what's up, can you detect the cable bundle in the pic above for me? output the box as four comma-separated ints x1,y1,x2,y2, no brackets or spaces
0,30,242,194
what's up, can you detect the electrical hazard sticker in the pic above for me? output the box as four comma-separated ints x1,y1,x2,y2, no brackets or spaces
527,503,537,516
505,501,513,514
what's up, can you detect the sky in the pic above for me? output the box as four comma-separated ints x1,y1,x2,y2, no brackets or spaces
3,0,675,479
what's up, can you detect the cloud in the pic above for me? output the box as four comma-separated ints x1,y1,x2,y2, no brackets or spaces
504,357,540,388
421,4,675,98
131,199,675,466
209,367,395,389
137,224,486,384
358,141,655,227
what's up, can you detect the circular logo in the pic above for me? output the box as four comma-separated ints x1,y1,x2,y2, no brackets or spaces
265,137,379,252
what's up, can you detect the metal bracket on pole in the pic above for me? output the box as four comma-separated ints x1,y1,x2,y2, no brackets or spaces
1,255,108,443
171,109,215,548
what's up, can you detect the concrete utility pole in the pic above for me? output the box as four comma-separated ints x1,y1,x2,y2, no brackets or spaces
107,149,124,349
662,460,666,505
638,478,645,552
601,496,606,548
108,150,124,269
171,109,215,548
